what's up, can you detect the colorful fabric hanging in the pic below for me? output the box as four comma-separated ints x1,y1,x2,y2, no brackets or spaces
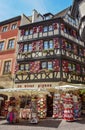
53,60,60,71
62,60,69,72
53,38,59,48
61,24,65,31
32,42,36,51
18,43,23,53
38,26,43,32
33,27,37,33
53,23,57,30
21,29,25,36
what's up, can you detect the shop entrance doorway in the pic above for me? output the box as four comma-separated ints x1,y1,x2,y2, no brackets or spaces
46,94,53,117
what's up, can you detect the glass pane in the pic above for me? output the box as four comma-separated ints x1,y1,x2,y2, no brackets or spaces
0,41,4,51
49,40,53,49
48,62,53,69
29,44,32,51
25,30,29,36
29,29,33,35
49,25,53,31
8,39,14,49
43,26,48,32
24,44,28,52
25,64,29,70
44,41,48,50
20,64,24,70
4,61,11,73
42,62,46,69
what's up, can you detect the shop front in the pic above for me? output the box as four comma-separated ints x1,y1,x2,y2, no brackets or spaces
0,83,85,123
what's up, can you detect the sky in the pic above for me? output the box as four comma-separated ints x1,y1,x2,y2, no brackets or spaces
0,0,73,21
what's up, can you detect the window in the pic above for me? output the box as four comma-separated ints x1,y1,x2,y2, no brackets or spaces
20,64,24,70
2,26,8,32
48,61,53,70
49,40,53,49
41,62,46,69
3,61,11,74
44,40,53,50
49,25,53,31
0,41,4,51
29,29,33,35
8,39,15,49
23,44,28,52
24,30,29,36
25,64,29,71
20,64,30,71
43,26,48,32
41,61,53,70
23,44,32,52
11,23,17,30
44,41,48,50
29,44,32,51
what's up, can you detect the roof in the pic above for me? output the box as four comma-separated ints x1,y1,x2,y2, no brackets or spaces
0,16,21,26
54,7,70,18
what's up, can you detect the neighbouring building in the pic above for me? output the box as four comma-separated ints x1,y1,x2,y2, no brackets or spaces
0,14,31,88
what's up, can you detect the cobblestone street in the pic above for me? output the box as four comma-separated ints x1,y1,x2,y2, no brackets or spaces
0,117,85,130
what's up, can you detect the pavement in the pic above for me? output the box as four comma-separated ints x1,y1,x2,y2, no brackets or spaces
0,117,85,130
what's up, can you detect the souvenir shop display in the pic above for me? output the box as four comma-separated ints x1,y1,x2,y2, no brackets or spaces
37,95,47,119
81,94,85,114
63,93,74,121
53,93,63,118
1,100,10,117
73,93,81,119
29,96,39,124
7,106,19,123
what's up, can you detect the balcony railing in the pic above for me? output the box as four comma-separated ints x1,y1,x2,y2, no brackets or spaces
19,29,59,42
61,49,85,63
61,30,84,47
17,48,61,61
62,71,85,84
15,70,84,84
15,70,61,83
17,48,85,64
